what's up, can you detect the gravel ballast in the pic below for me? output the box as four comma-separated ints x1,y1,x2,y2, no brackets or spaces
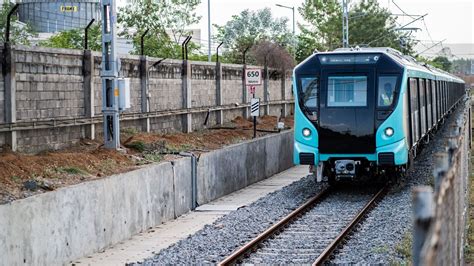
137,104,466,265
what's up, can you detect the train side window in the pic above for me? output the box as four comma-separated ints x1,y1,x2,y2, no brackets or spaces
300,77,318,109
377,76,397,107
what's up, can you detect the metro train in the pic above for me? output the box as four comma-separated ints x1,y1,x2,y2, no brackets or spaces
292,47,466,183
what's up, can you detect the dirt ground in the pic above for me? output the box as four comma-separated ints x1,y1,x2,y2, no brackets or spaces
0,115,293,204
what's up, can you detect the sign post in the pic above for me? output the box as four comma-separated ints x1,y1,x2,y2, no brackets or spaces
245,69,262,138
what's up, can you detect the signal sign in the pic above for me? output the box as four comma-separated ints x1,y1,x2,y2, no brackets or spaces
245,69,262,85
251,98,260,117
249,85,256,94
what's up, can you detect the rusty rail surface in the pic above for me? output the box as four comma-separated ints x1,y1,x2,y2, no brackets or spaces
413,99,471,265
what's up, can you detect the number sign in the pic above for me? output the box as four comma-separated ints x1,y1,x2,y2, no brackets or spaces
245,69,262,85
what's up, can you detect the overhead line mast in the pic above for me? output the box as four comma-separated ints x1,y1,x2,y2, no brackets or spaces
100,0,121,149
342,0,349,48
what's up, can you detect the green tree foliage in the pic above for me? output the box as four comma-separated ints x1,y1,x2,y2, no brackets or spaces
431,56,452,72
215,8,293,64
297,0,415,61
0,2,36,45
118,0,201,58
39,23,101,51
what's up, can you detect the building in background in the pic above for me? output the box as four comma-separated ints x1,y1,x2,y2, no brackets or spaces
18,0,99,33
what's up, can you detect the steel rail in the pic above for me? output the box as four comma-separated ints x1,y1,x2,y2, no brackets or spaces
312,185,388,265
218,187,332,266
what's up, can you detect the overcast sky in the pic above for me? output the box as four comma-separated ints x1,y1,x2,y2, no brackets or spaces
192,0,474,50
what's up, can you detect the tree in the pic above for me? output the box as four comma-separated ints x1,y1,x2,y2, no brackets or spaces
432,56,452,72
39,24,101,51
297,0,415,61
0,2,36,45
118,0,201,58
252,41,295,70
215,8,293,64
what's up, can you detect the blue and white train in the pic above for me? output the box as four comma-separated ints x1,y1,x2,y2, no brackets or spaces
292,47,465,183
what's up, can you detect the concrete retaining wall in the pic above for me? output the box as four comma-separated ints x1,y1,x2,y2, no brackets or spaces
197,130,293,204
0,130,294,265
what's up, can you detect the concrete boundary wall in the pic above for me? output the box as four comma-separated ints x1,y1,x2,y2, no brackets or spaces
0,130,294,265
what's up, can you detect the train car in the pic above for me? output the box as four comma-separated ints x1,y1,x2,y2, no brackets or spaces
293,47,465,183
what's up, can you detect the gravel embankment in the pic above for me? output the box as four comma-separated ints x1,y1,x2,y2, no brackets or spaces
137,105,465,265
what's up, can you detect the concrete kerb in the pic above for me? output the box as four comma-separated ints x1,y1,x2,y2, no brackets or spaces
0,130,294,265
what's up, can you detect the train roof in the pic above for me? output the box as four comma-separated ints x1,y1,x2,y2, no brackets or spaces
303,47,465,84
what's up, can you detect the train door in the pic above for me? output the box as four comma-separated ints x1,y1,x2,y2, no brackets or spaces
318,68,375,154
426,79,432,130
431,80,437,124
418,79,426,138
408,78,419,145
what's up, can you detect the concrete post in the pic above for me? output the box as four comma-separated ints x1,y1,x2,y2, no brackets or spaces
433,152,449,193
140,56,150,132
412,186,434,266
263,64,269,115
182,60,192,133
83,50,95,140
215,62,223,125
281,68,287,118
242,65,249,118
3,43,17,151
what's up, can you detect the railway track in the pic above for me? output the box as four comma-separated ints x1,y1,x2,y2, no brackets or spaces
219,185,388,265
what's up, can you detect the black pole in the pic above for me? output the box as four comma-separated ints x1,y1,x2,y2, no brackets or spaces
216,42,224,63
84,18,95,50
243,46,250,65
151,58,166,70
5,4,19,44
184,36,192,61
140,29,149,56
181,36,191,60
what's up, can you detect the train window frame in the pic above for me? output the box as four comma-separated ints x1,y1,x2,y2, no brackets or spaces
298,76,319,111
326,75,368,108
376,74,399,108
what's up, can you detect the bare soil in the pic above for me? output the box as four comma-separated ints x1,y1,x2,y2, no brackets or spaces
0,115,293,204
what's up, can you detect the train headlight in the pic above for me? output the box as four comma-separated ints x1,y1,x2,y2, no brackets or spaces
384,127,394,137
302,128,311,137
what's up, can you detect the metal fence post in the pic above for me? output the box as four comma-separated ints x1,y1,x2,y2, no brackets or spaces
83,50,95,139
140,55,150,132
84,19,95,50
3,43,17,151
216,61,223,125
412,186,434,266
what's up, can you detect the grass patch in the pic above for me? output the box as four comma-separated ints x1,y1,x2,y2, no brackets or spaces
10,176,21,183
56,166,87,175
125,141,146,152
121,128,139,136
372,244,390,254
394,231,412,265
166,143,193,153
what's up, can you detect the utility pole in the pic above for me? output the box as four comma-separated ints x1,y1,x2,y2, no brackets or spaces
275,4,295,56
342,0,349,48
100,0,121,149
208,0,211,62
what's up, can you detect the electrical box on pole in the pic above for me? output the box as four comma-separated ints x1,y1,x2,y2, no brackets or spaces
100,0,121,149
